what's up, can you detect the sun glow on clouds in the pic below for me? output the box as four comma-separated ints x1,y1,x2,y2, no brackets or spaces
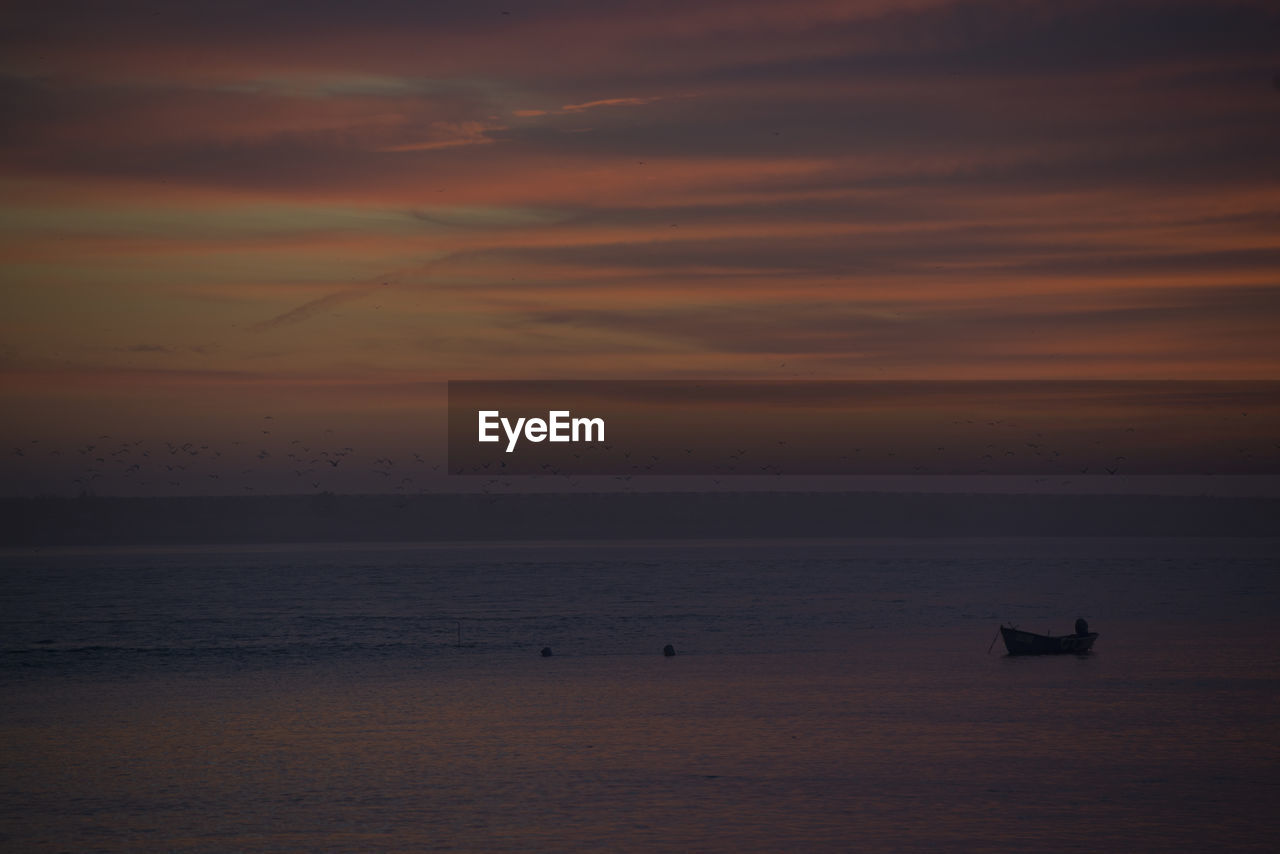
1,0,1278,465
376,121,508,152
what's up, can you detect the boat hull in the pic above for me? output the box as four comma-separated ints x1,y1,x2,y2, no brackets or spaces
1000,626,1098,656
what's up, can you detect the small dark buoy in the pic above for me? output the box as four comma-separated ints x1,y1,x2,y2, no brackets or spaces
540,646,553,657
663,644,676,657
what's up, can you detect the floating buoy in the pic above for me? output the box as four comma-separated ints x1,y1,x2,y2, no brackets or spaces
540,647,553,657
663,644,676,657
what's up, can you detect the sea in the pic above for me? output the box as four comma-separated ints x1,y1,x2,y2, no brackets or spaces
1,537,1278,852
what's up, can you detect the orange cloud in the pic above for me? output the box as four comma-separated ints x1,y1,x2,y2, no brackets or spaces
3,0,1279,480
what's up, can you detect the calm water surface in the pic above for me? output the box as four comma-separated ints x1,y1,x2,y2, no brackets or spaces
2,538,1278,852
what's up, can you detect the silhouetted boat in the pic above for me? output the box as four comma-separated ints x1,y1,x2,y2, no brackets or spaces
1000,622,1098,656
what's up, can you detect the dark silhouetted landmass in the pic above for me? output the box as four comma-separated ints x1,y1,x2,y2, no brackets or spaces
1,492,1277,547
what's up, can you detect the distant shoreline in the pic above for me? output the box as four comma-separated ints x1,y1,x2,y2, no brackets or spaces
2,492,1276,547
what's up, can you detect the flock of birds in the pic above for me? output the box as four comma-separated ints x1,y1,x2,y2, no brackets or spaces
9,417,442,496
8,411,1272,496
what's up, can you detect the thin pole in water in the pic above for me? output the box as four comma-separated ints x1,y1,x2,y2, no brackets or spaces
987,626,1001,655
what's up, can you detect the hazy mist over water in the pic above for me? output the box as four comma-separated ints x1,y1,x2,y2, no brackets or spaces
2,538,1278,851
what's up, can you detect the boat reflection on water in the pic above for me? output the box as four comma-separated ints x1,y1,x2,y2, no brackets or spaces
999,618,1099,656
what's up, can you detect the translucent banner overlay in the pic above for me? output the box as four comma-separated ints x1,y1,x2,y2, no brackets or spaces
448,380,1280,476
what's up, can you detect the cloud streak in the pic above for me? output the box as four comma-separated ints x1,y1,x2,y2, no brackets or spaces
1,0,1277,452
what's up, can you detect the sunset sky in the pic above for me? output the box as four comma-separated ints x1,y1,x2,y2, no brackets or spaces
2,1,1278,492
